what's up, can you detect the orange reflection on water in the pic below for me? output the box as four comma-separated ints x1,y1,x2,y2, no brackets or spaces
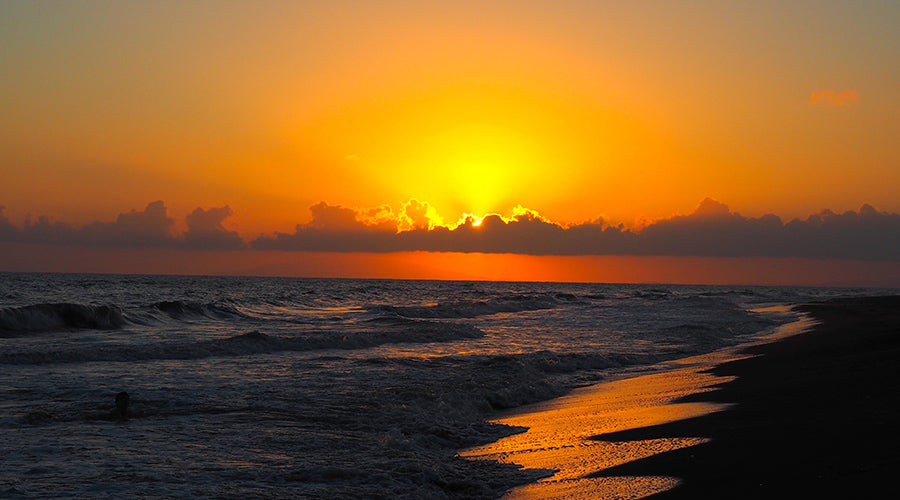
461,361,735,499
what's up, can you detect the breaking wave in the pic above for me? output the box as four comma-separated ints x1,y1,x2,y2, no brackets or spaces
1,299,260,336
152,300,248,320
0,303,126,336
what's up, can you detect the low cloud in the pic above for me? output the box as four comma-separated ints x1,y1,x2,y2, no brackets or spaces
2,198,898,260
80,200,175,246
400,199,443,231
0,206,22,239
0,201,243,250
251,202,399,252
1,201,175,247
184,206,245,249
251,198,899,260
809,89,860,107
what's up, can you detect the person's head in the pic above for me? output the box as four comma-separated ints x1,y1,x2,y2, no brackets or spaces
115,391,130,417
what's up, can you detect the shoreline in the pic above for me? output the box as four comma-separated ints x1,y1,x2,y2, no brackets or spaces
463,295,899,498
591,295,900,498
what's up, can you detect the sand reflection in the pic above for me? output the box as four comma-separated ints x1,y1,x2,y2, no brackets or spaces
461,360,736,499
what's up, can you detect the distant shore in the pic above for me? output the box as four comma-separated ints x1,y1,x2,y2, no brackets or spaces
589,295,900,498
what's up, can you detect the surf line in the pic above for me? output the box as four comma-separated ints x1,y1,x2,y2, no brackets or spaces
460,313,813,499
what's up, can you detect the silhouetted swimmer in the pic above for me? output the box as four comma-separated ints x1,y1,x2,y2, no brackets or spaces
115,391,130,419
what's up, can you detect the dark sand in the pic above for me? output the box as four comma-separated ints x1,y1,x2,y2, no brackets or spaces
590,295,900,498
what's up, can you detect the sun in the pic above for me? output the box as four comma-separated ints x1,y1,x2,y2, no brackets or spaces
455,213,485,228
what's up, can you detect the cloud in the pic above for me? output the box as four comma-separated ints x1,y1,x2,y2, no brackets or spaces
251,202,400,252
2,199,898,260
250,198,899,260
250,201,629,254
780,204,899,260
809,89,860,107
618,198,897,259
400,199,443,231
637,198,785,257
80,200,175,246
302,202,397,233
1,201,176,247
306,202,366,232
0,206,20,239
0,201,245,250
183,206,245,249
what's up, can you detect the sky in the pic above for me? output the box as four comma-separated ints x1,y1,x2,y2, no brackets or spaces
2,1,898,285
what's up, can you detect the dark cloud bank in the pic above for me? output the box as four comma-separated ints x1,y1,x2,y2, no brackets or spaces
2,199,898,260
0,201,243,250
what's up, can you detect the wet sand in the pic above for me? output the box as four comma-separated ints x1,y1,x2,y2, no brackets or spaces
463,295,900,499
460,355,738,499
592,295,900,498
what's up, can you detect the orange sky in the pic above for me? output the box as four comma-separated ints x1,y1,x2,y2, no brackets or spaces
1,1,898,284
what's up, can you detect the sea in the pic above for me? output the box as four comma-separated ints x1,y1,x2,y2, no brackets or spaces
0,272,893,499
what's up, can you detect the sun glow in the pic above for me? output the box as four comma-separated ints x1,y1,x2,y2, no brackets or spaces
428,123,535,215
456,213,485,228
284,81,605,224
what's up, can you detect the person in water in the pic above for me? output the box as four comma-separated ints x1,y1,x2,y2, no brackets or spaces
115,391,130,419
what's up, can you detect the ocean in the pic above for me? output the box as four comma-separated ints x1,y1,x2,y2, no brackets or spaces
0,273,890,498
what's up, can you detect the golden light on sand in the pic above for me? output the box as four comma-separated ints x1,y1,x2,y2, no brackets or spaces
461,351,742,499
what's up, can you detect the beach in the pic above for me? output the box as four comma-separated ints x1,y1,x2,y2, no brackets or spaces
464,295,900,499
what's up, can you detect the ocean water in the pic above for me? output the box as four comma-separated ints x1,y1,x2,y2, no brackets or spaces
0,273,890,498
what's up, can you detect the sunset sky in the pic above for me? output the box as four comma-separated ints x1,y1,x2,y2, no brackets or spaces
2,1,898,285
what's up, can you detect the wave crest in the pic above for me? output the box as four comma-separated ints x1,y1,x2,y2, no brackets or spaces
153,300,247,320
0,303,126,336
